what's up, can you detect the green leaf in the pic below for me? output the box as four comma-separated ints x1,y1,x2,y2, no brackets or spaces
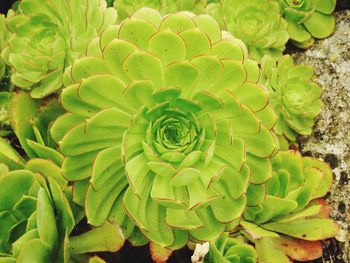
0,138,25,170
254,196,298,224
119,18,157,49
8,91,39,158
303,12,335,39
16,239,51,263
180,28,211,59
314,0,336,14
303,157,332,199
60,109,129,155
211,195,246,223
48,178,75,236
26,140,63,166
123,80,155,110
193,15,221,43
170,168,201,187
78,75,130,112
62,151,99,181
287,21,311,43
0,211,18,250
0,171,34,211
212,164,250,200
72,179,90,206
234,82,268,112
166,208,203,230
69,222,124,254
240,221,279,240
165,62,199,94
191,57,224,96
263,219,339,240
246,153,272,184
276,205,322,223
160,13,196,33
148,30,186,65
61,84,100,118
50,113,85,143
210,60,246,94
36,188,58,250
246,183,265,207
86,167,127,226
125,154,150,196
239,125,277,158
102,39,136,84
26,159,66,187
212,40,244,61
256,237,290,263
71,57,109,83
123,51,164,89
190,207,225,242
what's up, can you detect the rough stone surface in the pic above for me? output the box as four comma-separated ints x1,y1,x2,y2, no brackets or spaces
292,10,350,262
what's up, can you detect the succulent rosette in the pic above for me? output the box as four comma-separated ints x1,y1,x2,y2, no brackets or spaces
205,233,257,262
0,137,125,262
1,0,117,98
0,162,74,262
50,8,279,248
114,0,207,22
261,55,322,141
241,150,338,262
207,0,289,62
277,0,336,48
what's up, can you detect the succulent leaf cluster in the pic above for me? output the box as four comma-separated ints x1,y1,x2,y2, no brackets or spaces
261,55,322,141
0,15,8,82
0,15,13,137
207,0,289,62
277,0,336,48
205,233,257,262
0,162,74,262
0,0,341,262
114,0,207,21
50,7,280,248
1,0,118,98
241,150,338,262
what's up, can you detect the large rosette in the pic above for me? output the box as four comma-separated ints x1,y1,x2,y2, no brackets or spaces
51,8,278,248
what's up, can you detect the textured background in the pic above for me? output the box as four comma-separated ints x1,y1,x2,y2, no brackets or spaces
292,9,350,263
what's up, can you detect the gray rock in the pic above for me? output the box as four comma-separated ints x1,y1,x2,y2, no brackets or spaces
292,10,350,262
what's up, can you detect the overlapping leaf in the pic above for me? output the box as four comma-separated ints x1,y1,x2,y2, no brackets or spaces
51,8,278,248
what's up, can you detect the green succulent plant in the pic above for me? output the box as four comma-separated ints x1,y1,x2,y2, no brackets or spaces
261,55,322,141
0,15,9,83
1,0,118,98
7,91,67,165
245,150,333,224
0,14,13,137
50,8,279,248
277,0,336,48
114,0,207,22
0,162,74,262
0,136,125,262
241,150,338,262
205,233,257,263
0,91,12,137
0,137,25,170
207,0,289,62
